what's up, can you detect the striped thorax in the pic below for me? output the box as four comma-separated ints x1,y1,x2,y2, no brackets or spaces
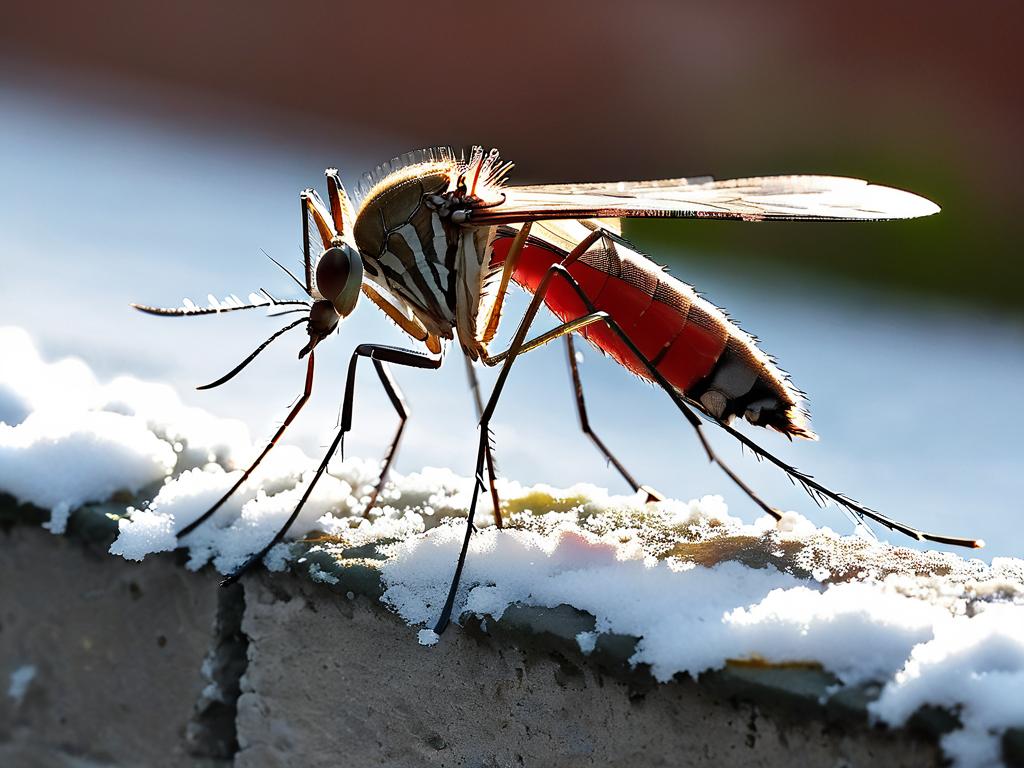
352,148,512,351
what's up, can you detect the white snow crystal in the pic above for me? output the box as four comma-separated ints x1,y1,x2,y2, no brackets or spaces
379,512,1024,767
576,631,598,655
0,326,248,532
109,507,177,561
7,665,36,703
417,629,440,646
872,604,1024,767
0,410,175,514
308,563,340,585
724,582,948,685
43,501,72,535
3,327,1023,768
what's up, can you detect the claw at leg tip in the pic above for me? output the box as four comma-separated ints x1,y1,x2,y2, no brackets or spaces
639,485,664,503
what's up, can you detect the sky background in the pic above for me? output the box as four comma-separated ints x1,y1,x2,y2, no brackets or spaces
1,2,1021,558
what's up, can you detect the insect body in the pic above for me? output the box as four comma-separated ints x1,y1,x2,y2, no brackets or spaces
492,223,813,438
133,146,981,635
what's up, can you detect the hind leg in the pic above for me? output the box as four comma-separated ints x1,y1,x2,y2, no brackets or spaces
565,334,662,502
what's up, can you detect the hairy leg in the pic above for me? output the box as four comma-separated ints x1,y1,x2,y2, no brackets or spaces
463,354,504,528
221,343,443,585
566,334,663,502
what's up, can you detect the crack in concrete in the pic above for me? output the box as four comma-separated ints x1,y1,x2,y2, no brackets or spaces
186,582,249,762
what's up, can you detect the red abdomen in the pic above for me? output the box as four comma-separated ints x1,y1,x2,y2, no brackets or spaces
489,230,813,439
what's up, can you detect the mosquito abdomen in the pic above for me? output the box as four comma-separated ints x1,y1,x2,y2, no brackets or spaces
496,233,814,439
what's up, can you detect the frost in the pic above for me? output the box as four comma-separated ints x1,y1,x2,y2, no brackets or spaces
308,563,339,585
417,629,440,646
7,665,36,703
262,543,292,573
872,604,1024,767
43,501,72,535
378,512,1024,767
109,507,177,561
0,326,248,529
576,631,598,655
3,327,1024,767
0,410,175,513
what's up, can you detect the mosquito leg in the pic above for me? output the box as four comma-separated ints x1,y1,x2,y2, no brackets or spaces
360,360,408,516
434,273,592,633
463,354,503,528
324,168,354,238
432,258,979,633
342,345,442,516
479,222,533,343
565,335,663,503
301,182,346,293
220,343,443,585
433,262,787,632
220,422,344,586
300,191,320,294
177,352,316,539
539,263,979,547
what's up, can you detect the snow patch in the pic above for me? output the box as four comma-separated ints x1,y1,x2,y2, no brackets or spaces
576,631,598,655
417,629,440,646
7,665,36,703
308,563,340,585
872,604,1024,767
0,326,249,529
379,514,1024,767
2,327,1023,767
0,410,175,513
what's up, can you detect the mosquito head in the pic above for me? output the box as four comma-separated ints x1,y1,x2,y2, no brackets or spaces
299,242,363,357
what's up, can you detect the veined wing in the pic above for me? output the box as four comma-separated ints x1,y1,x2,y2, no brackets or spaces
471,175,940,224
508,175,714,195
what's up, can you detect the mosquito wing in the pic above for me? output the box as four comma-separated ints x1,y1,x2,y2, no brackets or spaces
470,175,940,225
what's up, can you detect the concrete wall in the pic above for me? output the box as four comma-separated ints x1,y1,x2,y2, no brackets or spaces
1,525,948,767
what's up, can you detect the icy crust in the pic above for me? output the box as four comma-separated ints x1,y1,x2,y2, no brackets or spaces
3,328,1024,767
0,327,249,532
375,509,1024,767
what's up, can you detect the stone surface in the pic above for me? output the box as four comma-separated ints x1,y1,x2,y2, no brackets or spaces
0,518,965,767
0,525,221,767
236,571,942,768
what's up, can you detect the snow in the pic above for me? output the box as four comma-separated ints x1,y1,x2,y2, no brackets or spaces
0,410,176,518
380,518,1024,766
0,326,249,524
307,563,340,585
872,604,1024,767
417,629,440,646
379,520,946,682
7,665,36,704
576,631,598,655
2,326,1024,767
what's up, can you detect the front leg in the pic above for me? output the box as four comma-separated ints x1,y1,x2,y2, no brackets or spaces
341,343,446,517
222,342,443,585
341,347,437,516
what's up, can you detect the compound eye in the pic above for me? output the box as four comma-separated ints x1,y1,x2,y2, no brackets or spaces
315,246,351,300
315,244,363,316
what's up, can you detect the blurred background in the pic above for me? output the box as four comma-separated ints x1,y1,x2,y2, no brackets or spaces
1,1,1021,556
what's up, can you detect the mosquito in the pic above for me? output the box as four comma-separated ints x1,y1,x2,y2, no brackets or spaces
133,146,982,635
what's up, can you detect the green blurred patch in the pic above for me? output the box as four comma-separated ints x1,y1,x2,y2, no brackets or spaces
503,491,590,516
624,146,1021,314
